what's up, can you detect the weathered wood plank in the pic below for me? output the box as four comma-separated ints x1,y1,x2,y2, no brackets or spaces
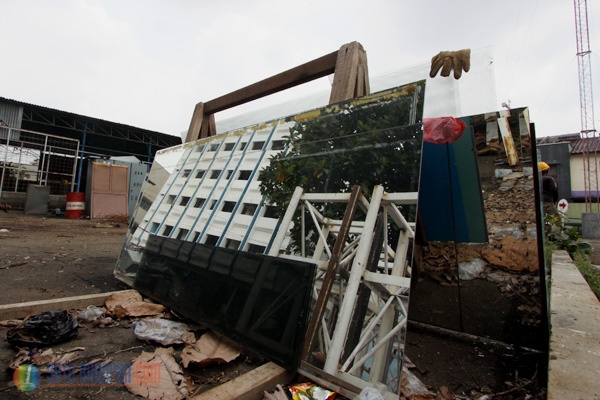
329,41,370,104
199,113,216,139
185,102,206,143
0,289,138,320
302,185,361,360
203,51,338,115
192,362,294,400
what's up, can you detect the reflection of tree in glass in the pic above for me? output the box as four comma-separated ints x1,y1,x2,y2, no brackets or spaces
259,88,424,253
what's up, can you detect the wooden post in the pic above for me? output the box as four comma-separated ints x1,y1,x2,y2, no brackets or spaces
329,41,370,104
302,185,361,361
184,102,205,143
184,41,370,143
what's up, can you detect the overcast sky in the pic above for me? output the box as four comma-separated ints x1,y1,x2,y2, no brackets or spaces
1,0,599,139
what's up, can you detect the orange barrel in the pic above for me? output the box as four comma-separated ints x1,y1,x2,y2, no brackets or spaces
65,192,85,219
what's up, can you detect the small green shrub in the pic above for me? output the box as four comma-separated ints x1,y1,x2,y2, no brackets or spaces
544,214,591,256
573,251,600,300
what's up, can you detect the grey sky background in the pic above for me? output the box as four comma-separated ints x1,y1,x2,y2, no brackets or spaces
1,0,598,138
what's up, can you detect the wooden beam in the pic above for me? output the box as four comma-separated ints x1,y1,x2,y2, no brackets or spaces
185,102,206,143
192,362,295,400
0,289,138,320
203,51,338,115
199,113,216,140
188,41,369,141
329,42,369,104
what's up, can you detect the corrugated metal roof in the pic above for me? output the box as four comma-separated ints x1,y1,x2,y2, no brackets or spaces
536,133,580,144
570,137,600,154
0,96,174,138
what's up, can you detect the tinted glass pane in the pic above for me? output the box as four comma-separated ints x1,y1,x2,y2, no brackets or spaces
134,236,315,370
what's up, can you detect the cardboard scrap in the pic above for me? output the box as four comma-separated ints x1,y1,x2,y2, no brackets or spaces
262,384,289,400
132,318,190,346
0,319,23,327
424,237,539,274
180,330,241,368
105,290,165,318
8,347,96,374
125,347,188,400
482,237,538,273
481,247,522,271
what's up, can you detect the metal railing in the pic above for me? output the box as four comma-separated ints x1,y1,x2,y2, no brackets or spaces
0,126,79,198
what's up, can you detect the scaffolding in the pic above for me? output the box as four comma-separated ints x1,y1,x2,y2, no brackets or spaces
0,125,79,199
574,0,600,212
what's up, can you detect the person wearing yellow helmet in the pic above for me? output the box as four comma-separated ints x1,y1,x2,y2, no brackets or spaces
539,161,558,214
538,161,550,172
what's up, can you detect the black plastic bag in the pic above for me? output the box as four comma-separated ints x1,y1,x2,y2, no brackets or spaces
7,310,78,347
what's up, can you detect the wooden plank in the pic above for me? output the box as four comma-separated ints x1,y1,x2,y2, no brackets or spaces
0,289,138,320
192,42,370,140
329,42,360,104
203,51,338,115
199,113,216,139
192,362,295,400
185,102,206,143
302,185,361,360
329,41,370,104
299,361,361,399
354,47,369,99
497,110,519,166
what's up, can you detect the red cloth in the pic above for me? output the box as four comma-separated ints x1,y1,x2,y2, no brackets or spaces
423,117,466,145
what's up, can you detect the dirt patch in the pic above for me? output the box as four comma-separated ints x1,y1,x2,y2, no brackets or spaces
0,214,265,398
0,212,551,399
0,214,130,304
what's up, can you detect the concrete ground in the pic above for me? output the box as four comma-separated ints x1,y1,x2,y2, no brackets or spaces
547,251,600,400
2,214,599,399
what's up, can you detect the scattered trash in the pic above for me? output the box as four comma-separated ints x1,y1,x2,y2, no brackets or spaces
489,225,525,239
125,347,188,400
498,180,515,192
401,367,431,397
458,258,486,280
0,228,9,232
3,261,29,269
93,316,116,328
77,305,105,322
180,330,240,368
482,237,538,273
132,318,190,346
289,382,337,400
437,386,455,400
0,319,23,327
263,384,290,400
7,310,78,347
522,167,533,177
354,383,386,400
501,171,524,181
8,347,86,372
105,290,166,318
0,203,11,212
494,169,513,179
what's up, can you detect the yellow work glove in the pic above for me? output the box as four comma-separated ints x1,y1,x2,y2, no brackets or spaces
429,49,471,79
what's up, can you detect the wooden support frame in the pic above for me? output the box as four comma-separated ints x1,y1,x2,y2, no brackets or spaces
191,362,294,400
184,41,370,143
0,289,138,320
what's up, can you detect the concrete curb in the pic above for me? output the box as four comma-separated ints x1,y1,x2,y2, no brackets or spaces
547,250,600,400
